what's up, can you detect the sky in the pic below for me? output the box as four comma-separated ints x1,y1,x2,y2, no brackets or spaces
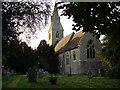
19,0,105,49
20,0,75,49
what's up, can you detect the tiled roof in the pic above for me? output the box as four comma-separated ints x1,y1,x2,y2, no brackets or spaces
55,31,85,54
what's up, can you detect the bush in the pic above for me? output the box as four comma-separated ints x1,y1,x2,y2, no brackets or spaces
108,65,120,79
68,74,72,76
48,74,57,85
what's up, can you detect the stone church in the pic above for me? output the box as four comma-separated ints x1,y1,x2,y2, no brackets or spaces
48,6,101,75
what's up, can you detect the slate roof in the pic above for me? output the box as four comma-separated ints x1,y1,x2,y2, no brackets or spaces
55,31,85,54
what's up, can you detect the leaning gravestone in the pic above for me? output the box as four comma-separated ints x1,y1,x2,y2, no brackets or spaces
87,70,93,79
27,67,37,82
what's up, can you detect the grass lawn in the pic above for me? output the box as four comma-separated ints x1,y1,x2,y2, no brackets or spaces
2,74,120,88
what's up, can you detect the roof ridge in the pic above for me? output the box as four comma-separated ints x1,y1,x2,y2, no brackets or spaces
54,32,74,53
65,32,75,45
55,31,85,53
59,32,74,53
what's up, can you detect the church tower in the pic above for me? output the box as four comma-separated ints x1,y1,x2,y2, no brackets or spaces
48,4,64,46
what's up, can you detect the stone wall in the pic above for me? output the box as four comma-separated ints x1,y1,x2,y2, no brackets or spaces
58,32,101,75
79,32,101,60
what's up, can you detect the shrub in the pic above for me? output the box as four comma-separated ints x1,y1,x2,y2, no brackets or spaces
68,74,72,76
48,74,57,85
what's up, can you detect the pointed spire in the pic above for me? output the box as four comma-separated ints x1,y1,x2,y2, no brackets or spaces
48,3,64,46
52,3,60,21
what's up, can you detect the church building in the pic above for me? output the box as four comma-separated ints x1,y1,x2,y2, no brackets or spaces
48,5,101,75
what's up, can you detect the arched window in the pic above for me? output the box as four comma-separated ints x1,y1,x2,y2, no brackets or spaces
56,31,59,38
87,40,95,58
73,51,76,60
66,53,69,64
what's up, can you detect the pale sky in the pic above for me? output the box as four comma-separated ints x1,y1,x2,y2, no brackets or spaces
24,0,74,49
19,0,104,49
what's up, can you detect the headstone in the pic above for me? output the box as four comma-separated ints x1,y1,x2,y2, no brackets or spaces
27,67,37,82
37,69,44,78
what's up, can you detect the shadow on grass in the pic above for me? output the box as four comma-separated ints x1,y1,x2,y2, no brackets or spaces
2,74,120,88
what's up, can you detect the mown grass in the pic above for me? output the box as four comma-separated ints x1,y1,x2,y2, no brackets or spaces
2,74,120,88
2,75,21,88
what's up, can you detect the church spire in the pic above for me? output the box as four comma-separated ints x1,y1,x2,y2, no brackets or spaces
48,4,64,46
52,4,60,21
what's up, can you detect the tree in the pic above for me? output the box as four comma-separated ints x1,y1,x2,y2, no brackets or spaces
37,40,59,74
57,2,120,78
2,1,51,73
3,40,37,74
48,45,59,74
3,39,23,73
57,2,120,37
2,1,51,42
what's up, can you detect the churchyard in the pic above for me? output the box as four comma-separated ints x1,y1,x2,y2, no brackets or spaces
3,74,120,88
2,1,120,89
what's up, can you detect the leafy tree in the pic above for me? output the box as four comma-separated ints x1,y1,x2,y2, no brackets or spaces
20,42,35,73
57,2,120,78
2,1,51,42
57,2,120,37
2,1,51,73
37,40,49,69
48,45,59,74
3,40,36,74
37,40,59,74
3,39,23,73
